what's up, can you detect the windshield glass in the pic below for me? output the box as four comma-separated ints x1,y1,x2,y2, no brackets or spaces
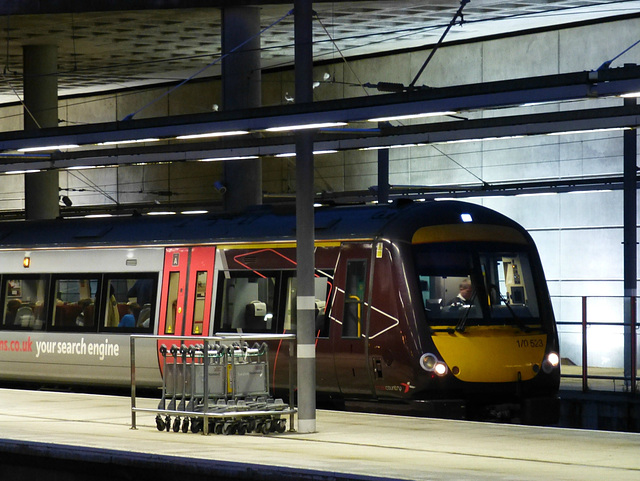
414,243,541,331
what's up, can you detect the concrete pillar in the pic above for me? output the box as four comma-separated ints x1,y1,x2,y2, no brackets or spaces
221,7,262,212
294,0,316,434
23,44,59,220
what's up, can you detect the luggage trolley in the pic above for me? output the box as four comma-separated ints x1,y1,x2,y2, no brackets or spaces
130,334,297,435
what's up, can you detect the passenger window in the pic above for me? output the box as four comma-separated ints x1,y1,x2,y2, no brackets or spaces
1,275,48,330
103,275,156,331
217,273,277,333
343,260,366,338
52,277,99,330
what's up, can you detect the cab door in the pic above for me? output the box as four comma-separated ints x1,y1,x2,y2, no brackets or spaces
330,244,375,397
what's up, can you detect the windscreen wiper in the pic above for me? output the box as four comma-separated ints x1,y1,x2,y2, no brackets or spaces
490,284,530,333
455,292,476,333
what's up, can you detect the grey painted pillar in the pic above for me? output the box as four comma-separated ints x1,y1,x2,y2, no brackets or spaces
294,0,316,434
623,96,637,389
221,7,262,212
23,44,59,220
378,147,390,204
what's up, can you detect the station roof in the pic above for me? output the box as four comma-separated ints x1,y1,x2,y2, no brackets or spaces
0,1,637,104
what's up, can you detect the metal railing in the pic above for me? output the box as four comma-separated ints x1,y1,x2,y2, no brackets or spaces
553,295,638,393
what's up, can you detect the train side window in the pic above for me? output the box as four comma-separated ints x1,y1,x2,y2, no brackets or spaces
51,276,99,331
216,272,277,333
343,260,366,338
1,275,49,331
283,273,334,337
102,274,157,331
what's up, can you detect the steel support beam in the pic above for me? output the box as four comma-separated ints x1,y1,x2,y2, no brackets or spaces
1,65,640,154
623,96,638,390
294,0,316,434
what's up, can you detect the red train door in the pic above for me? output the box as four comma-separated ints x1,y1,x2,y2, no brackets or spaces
330,244,375,397
157,246,216,338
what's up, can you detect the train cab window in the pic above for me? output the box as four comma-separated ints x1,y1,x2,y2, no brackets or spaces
1,275,48,330
415,245,541,329
283,271,334,336
52,277,99,330
103,275,156,331
216,272,277,333
343,260,366,338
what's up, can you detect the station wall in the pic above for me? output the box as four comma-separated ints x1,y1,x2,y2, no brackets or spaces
0,15,639,367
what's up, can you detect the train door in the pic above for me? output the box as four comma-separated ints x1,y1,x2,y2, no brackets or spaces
330,244,375,397
157,246,216,339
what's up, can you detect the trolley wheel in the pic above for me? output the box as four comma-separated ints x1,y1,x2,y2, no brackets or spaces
236,422,247,435
214,422,224,435
155,415,165,431
172,417,181,432
246,418,257,433
223,421,236,435
190,419,202,434
181,417,190,433
276,418,287,433
260,420,271,435
165,415,171,432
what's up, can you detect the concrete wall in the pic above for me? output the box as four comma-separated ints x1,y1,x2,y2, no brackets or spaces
0,16,639,367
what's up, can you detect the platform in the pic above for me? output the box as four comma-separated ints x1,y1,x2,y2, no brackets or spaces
0,388,639,481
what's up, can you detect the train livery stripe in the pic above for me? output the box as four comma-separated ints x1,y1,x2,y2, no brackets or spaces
412,224,528,245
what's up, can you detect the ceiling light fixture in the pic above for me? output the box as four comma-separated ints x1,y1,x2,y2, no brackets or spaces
198,155,259,162
18,144,80,152
97,138,160,145
176,130,249,140
367,111,457,122
265,122,347,132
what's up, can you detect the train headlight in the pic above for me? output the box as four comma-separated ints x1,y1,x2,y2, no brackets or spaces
419,353,448,376
419,353,437,371
542,351,560,374
434,362,448,376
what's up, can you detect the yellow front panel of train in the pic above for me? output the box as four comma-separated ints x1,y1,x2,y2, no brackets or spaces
432,326,547,383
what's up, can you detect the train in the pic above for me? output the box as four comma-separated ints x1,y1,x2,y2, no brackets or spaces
0,200,560,424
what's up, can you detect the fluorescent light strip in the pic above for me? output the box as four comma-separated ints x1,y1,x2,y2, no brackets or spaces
548,127,630,136
4,169,42,175
199,155,259,162
368,111,457,122
265,122,347,132
97,138,160,146
18,144,80,152
275,150,339,158
176,130,249,140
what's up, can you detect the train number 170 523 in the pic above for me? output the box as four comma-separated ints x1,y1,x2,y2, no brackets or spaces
516,338,544,348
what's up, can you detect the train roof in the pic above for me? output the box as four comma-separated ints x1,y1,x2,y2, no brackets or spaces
0,200,526,249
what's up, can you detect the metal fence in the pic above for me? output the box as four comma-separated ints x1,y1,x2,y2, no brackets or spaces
553,295,638,393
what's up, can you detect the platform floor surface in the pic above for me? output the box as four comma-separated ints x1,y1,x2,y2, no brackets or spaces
0,388,639,480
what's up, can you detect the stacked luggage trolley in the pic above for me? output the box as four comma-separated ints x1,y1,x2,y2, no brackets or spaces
130,334,297,435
